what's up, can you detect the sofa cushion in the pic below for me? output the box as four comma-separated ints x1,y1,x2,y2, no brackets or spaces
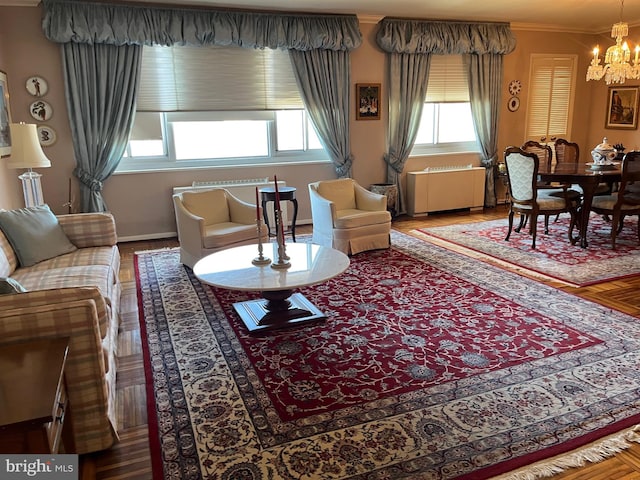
203,222,258,249
0,205,77,267
317,179,356,211
181,189,230,225
0,277,26,295
334,209,391,229
0,229,18,278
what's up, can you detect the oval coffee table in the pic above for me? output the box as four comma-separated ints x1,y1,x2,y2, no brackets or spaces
193,243,350,334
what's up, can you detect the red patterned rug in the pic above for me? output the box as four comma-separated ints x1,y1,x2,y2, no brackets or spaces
415,213,640,287
135,231,640,480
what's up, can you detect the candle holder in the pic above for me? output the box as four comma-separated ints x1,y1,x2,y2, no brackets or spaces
252,218,271,266
271,209,291,269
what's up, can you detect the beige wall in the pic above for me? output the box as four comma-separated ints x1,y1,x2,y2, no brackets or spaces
1,6,634,240
0,9,22,210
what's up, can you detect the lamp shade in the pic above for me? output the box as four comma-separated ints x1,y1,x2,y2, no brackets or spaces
7,123,51,169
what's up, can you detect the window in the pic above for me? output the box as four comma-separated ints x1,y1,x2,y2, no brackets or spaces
525,55,577,142
118,45,327,172
412,55,478,156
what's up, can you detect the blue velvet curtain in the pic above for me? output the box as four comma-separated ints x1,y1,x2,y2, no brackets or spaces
384,53,431,213
289,49,353,178
376,18,516,209
42,0,362,211
466,53,504,208
62,42,141,212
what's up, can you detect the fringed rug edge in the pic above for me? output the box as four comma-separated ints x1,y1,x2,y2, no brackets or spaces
491,425,640,480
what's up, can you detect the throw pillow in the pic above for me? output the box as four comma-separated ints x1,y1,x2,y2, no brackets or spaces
0,205,77,267
0,277,27,295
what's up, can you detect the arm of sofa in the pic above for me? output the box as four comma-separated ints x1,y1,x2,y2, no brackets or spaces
354,183,387,212
57,213,118,248
173,194,206,253
0,287,116,453
227,194,260,225
309,184,337,232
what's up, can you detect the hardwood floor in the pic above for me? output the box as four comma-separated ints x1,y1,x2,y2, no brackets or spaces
81,205,640,479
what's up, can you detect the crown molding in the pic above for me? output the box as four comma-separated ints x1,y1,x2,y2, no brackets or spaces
0,0,40,5
357,14,382,24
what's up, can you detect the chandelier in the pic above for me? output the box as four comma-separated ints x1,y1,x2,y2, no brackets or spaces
586,0,640,84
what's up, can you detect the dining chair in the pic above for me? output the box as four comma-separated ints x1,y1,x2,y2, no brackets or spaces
555,138,610,196
521,140,580,228
587,152,640,249
554,138,580,164
504,146,578,249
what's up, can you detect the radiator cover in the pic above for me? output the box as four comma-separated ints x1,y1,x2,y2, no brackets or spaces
406,167,485,216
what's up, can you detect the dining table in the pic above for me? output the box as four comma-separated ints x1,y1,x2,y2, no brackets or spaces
538,161,621,248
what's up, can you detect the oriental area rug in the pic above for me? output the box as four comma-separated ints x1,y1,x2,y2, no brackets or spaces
135,231,640,480
414,213,640,287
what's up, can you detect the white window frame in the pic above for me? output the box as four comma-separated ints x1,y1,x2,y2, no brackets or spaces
411,55,479,157
117,110,329,173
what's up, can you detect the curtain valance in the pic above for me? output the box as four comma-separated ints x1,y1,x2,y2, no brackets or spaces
42,0,362,51
376,18,516,55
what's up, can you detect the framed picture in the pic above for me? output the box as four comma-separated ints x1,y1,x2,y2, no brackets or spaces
356,83,381,120
605,86,639,129
0,70,11,157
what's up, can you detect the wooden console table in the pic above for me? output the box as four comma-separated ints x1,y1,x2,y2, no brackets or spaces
0,337,75,453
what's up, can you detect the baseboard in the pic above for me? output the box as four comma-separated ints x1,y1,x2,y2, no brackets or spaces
117,219,313,244
118,232,178,243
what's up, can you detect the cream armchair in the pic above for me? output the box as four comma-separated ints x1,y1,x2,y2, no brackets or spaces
308,179,392,255
173,188,268,268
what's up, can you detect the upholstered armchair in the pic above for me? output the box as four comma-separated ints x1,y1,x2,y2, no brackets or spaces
173,188,268,268
308,178,392,255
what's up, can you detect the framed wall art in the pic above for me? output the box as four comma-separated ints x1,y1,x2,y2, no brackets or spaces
605,86,639,129
356,83,381,120
0,70,11,157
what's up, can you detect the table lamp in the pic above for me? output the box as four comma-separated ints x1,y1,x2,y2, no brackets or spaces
7,122,51,207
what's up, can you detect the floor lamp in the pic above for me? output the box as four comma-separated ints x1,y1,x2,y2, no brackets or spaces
8,123,51,208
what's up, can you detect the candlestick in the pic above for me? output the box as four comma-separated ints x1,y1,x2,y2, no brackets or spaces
274,175,281,212
635,45,639,65
255,187,260,223
252,221,271,266
271,209,290,269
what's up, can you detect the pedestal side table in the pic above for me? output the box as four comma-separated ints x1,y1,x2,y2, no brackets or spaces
260,186,298,242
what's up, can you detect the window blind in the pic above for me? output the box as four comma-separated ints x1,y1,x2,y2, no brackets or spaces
526,55,576,140
425,55,470,103
136,45,304,112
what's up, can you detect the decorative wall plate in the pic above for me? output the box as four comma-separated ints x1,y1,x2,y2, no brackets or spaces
507,96,520,112
37,125,57,146
30,100,53,121
508,80,522,96
25,76,48,97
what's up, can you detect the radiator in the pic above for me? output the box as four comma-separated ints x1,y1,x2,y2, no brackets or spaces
406,166,486,216
172,178,288,227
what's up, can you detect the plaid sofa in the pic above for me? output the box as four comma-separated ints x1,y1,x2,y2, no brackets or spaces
0,212,121,454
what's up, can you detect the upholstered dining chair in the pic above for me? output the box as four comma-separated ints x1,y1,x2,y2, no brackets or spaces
308,178,391,255
587,152,640,249
504,146,578,249
173,188,268,268
520,140,580,228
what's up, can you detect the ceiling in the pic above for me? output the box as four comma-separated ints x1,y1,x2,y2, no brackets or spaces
2,0,640,34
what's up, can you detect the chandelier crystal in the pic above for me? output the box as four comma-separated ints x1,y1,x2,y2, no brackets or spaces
586,0,640,84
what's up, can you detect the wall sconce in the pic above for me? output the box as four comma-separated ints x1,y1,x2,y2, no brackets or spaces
8,122,51,207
